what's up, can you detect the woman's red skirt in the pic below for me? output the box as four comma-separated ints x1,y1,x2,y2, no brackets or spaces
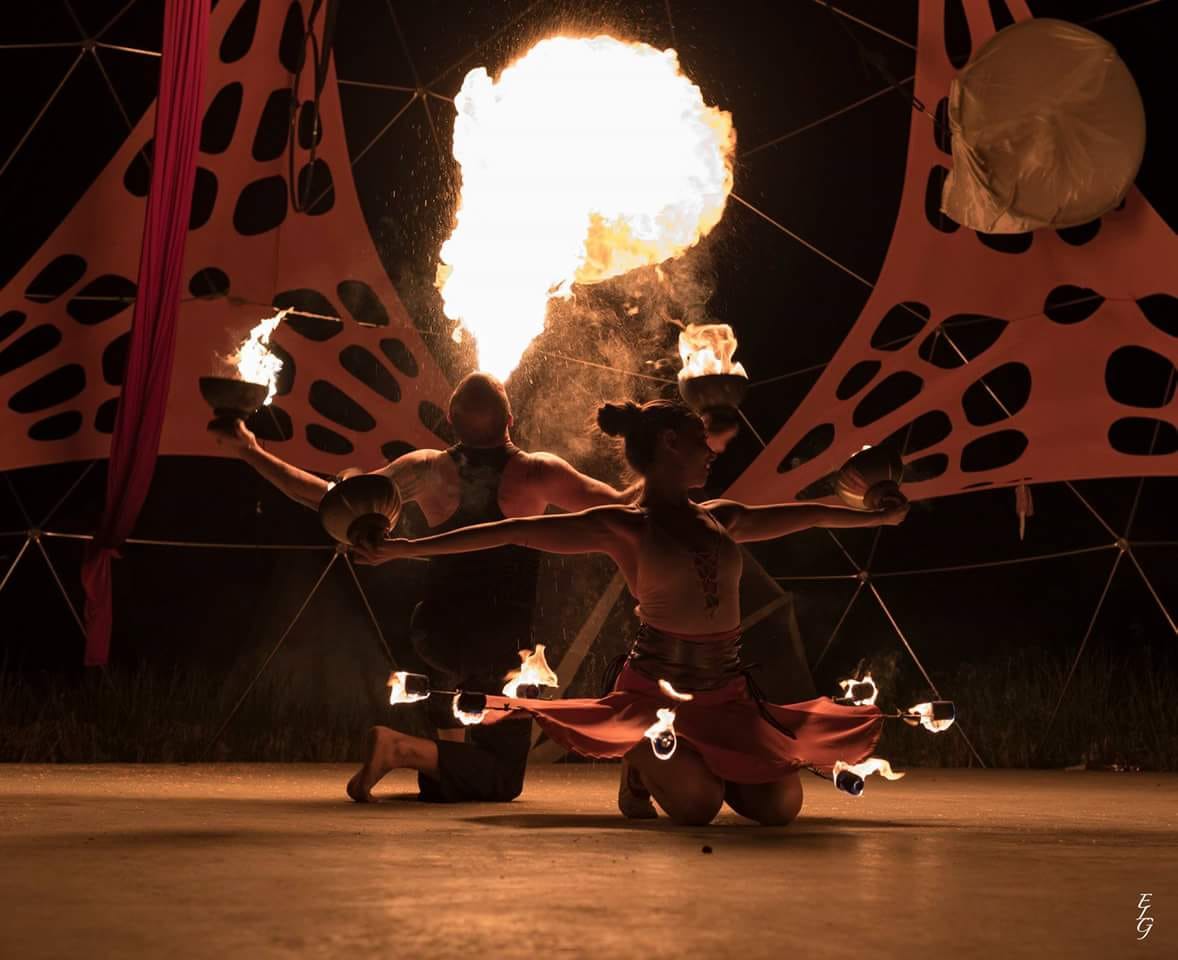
482,663,884,785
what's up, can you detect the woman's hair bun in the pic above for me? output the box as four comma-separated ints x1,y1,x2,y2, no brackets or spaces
596,401,639,438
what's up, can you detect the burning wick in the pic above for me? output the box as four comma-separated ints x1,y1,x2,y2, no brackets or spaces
644,707,680,760
387,671,430,706
437,35,735,379
502,645,559,698
225,309,288,405
677,323,747,382
906,701,956,733
832,757,905,797
836,674,878,706
658,679,694,702
452,692,488,726
677,323,749,452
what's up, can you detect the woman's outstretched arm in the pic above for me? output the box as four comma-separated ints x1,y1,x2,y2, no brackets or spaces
702,498,909,543
352,505,631,564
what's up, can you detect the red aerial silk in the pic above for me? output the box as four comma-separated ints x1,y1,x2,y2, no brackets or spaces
80,0,210,665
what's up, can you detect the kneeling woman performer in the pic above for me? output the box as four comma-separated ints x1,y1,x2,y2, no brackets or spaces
354,400,908,826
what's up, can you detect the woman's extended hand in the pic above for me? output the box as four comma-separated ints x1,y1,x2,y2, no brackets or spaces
351,537,414,565
876,497,910,526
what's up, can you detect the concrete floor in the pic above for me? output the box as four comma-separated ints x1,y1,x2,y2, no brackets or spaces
1,764,1175,959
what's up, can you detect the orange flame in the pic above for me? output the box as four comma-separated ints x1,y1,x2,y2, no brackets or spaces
502,644,559,698
678,323,747,381
837,673,879,706
834,757,905,787
225,308,288,404
387,671,428,706
438,35,735,379
908,702,955,733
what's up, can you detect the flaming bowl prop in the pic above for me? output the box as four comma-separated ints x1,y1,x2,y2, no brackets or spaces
834,444,905,511
199,375,268,427
677,324,748,450
319,470,403,548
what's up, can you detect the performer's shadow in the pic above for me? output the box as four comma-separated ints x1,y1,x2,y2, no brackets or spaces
463,812,930,835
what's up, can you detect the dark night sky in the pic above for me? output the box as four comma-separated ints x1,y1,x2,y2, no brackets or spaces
0,1,1174,688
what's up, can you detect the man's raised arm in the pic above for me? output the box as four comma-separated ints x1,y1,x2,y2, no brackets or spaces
209,419,329,510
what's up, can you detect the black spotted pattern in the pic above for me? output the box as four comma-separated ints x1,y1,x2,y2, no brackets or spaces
253,89,292,163
871,302,929,351
66,275,137,326
1137,294,1178,338
273,289,341,341
309,379,375,432
123,141,153,198
835,361,880,401
852,372,923,428
306,423,353,455
794,474,836,501
925,166,958,234
233,175,288,236
961,362,1031,426
933,97,951,155
1045,285,1104,325
1109,418,1178,456
94,397,118,434
340,345,400,402
1056,219,1101,246
1105,347,1176,408
338,280,389,327
220,0,260,63
189,167,218,230
881,410,953,455
102,333,130,385
776,422,834,474
381,440,415,461
28,411,82,441
8,364,85,413
944,0,971,69
918,315,1006,369
380,338,419,377
960,429,1028,472
0,325,62,376
279,2,306,74
1,310,26,342
902,452,949,483
977,231,1032,254
25,254,87,302
988,0,1015,30
189,266,230,299
200,83,242,154
296,160,334,215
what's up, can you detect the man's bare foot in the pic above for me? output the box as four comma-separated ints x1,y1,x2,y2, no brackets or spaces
346,726,400,802
617,757,658,820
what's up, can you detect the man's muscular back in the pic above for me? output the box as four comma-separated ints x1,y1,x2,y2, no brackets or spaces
379,448,629,528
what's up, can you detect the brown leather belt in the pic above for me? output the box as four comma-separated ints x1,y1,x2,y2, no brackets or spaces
627,623,743,691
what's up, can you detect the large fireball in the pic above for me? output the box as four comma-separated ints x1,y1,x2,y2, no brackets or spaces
438,35,735,379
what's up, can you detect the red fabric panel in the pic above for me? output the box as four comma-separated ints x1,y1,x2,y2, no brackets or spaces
728,0,1177,505
80,0,211,666
0,0,452,474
